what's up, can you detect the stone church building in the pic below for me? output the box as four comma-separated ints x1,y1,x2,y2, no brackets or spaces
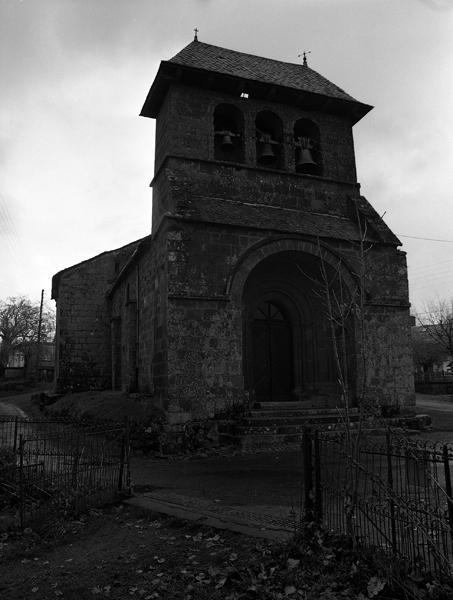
52,40,415,424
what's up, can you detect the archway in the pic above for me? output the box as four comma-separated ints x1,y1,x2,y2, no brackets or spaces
241,248,356,406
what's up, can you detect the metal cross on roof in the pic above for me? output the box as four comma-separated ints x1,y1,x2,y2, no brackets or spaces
194,27,199,42
298,50,311,67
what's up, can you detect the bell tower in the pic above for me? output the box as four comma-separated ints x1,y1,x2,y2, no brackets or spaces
139,39,414,418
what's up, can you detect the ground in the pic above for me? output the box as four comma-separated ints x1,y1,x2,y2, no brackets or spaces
1,391,453,599
414,394,453,440
0,505,433,600
0,506,277,600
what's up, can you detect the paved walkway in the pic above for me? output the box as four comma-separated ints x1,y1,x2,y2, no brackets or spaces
0,400,27,417
128,450,303,540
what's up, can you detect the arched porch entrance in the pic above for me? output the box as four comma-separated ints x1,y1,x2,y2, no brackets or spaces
242,249,355,406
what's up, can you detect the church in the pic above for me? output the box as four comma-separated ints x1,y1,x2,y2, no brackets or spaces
52,38,415,425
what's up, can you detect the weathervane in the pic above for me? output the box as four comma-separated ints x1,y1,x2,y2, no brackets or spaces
297,50,311,67
194,27,199,42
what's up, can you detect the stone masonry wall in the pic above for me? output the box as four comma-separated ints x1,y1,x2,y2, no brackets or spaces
154,83,357,183
161,214,415,418
109,235,169,403
53,242,139,392
166,298,243,422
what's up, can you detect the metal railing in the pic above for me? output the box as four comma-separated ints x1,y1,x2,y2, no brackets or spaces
0,417,130,529
302,429,453,575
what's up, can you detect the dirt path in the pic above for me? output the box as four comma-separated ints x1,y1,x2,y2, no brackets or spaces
0,401,27,417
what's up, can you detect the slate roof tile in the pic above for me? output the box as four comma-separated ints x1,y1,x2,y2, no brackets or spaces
176,196,376,242
169,41,356,103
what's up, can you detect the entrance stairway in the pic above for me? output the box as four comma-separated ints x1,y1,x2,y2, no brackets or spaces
219,402,361,452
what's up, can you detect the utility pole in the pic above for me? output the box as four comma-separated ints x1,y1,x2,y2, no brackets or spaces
35,289,44,381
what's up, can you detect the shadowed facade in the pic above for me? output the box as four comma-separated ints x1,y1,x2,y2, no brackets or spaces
52,40,415,424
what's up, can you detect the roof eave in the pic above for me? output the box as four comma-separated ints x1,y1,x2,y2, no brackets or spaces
140,61,373,124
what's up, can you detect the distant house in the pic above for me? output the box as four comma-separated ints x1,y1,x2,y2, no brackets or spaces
5,350,25,378
412,325,452,393
5,342,55,382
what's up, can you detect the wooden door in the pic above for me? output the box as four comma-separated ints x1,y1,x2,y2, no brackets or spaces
251,301,294,402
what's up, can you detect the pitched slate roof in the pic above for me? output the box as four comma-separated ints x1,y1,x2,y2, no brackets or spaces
51,238,146,300
172,195,386,244
169,41,356,103
141,41,372,121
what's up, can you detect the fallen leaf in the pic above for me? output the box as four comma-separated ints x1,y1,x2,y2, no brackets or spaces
285,585,297,596
286,558,300,570
367,576,386,598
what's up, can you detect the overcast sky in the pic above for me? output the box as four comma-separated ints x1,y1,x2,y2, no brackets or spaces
1,0,452,315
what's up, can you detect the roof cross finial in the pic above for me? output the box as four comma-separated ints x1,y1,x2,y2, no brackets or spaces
298,50,311,67
194,27,199,42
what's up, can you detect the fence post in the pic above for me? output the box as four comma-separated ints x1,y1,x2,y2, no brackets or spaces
125,416,131,495
71,435,80,489
19,435,24,529
386,431,398,554
13,416,19,453
302,428,314,521
118,417,130,492
442,444,453,548
314,430,322,524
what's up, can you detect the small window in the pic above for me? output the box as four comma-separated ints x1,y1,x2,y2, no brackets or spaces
294,119,323,175
214,103,244,163
255,111,284,169
254,301,285,321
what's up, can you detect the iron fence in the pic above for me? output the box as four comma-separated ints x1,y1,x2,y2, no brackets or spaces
0,417,130,529
302,429,453,575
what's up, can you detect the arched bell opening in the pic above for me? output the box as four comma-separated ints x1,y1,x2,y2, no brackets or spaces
255,110,284,169
294,119,323,176
242,250,356,406
214,103,245,163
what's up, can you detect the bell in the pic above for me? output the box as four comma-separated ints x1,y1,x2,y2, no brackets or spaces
258,142,275,163
296,148,318,172
220,133,234,148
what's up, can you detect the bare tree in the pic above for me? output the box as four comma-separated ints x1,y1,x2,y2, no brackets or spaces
0,296,55,378
417,298,453,374
412,326,448,374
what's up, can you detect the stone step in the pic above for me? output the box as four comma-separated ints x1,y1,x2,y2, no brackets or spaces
238,424,384,452
253,401,342,409
241,432,304,452
249,407,359,418
239,421,358,436
244,414,360,427
216,406,365,452
241,421,357,433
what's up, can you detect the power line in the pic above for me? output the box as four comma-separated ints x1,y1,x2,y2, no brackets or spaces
399,234,453,243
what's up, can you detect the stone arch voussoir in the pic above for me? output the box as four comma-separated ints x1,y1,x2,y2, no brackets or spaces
227,236,357,303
